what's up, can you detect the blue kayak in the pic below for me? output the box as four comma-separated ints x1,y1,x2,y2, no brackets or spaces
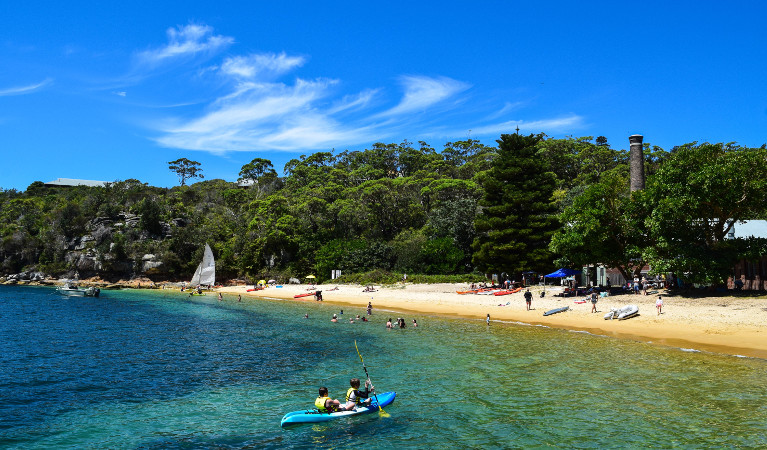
280,391,396,427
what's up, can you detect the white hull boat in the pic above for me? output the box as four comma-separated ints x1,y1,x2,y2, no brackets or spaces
604,304,639,320
57,284,100,297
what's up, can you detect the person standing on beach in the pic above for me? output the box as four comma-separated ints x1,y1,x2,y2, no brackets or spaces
524,289,533,310
591,291,598,313
486,314,490,325
656,295,663,315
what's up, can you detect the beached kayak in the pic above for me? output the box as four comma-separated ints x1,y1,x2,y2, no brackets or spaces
280,391,396,427
543,306,569,316
494,287,522,296
293,292,315,298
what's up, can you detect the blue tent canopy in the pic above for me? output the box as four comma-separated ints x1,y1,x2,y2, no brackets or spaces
544,268,582,278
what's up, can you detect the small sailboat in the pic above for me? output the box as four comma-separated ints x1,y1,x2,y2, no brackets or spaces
190,243,216,289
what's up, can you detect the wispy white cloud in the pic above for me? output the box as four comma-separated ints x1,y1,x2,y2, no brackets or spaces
155,78,369,152
114,91,127,97
327,89,380,114
468,114,585,136
144,26,583,153
136,24,233,66
220,53,306,80
0,78,52,96
378,75,471,117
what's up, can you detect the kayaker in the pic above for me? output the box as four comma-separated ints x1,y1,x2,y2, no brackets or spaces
315,387,347,413
343,378,373,410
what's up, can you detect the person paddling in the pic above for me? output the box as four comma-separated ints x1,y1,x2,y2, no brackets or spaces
343,378,373,410
315,387,347,413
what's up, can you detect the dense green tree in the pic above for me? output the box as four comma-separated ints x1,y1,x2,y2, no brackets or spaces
550,168,650,281
472,133,559,276
238,158,277,195
644,143,767,283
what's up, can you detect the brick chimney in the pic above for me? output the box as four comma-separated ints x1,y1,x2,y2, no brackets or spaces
629,134,645,192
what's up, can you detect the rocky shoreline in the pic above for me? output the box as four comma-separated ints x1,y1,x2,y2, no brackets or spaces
1,270,253,290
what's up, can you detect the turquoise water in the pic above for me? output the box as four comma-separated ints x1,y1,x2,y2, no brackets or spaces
1,285,766,448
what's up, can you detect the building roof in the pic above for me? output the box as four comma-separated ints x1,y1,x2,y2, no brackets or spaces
44,178,108,187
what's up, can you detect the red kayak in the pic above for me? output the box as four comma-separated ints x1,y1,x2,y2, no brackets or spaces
294,292,315,298
494,287,523,296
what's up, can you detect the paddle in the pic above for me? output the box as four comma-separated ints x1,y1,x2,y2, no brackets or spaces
354,340,390,417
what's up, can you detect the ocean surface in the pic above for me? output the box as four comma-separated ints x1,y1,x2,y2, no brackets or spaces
1,285,766,449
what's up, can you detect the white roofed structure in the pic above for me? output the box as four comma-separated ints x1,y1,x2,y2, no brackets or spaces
44,178,108,187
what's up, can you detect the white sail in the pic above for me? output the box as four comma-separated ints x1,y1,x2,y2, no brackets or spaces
190,263,202,286
198,243,216,286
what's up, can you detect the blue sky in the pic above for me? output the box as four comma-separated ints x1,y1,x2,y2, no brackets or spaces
2,1,766,190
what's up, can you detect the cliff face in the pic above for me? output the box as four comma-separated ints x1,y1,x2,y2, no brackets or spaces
2,212,179,282
65,213,175,280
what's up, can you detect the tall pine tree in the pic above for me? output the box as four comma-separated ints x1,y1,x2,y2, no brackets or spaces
472,133,559,276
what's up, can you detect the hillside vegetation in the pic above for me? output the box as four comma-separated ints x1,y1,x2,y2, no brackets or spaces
2,136,765,285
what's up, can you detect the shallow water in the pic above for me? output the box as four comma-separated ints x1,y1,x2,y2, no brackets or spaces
1,285,766,448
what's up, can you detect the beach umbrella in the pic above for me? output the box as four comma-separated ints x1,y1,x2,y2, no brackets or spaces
257,279,266,285
268,279,276,284
542,268,582,293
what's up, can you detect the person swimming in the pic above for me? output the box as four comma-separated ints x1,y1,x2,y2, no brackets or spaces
386,318,392,329
331,314,338,323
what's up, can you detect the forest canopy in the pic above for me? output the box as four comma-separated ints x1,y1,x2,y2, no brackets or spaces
1,136,765,285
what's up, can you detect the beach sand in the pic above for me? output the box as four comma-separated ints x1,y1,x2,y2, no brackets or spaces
217,283,767,359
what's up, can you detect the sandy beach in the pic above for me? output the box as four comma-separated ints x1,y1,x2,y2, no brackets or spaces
217,283,767,359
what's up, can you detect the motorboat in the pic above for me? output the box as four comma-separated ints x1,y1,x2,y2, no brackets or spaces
57,282,100,297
